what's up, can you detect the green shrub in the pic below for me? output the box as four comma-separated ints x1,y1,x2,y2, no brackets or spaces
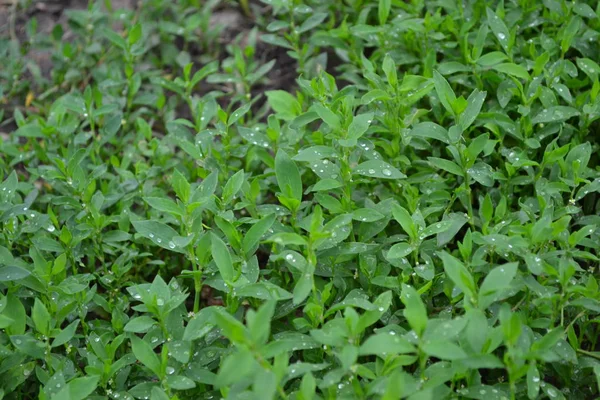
0,0,599,399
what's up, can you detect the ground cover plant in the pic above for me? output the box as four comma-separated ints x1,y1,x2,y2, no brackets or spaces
1,0,600,398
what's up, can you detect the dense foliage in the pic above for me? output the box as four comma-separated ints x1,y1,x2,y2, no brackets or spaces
1,0,600,399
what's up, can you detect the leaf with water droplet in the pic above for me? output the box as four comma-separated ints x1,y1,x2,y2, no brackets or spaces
227,103,251,126
358,332,415,356
387,242,414,259
238,126,270,148
354,160,405,179
131,336,161,377
166,375,196,390
486,7,511,52
316,214,353,250
531,106,580,124
0,265,30,282
293,146,338,162
308,159,341,180
132,220,185,253
421,220,454,239
352,208,385,222
438,251,476,300
478,263,518,309
409,122,449,144
183,307,217,342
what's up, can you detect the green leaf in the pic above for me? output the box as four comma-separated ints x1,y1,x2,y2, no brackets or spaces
275,150,302,201
171,169,191,203
228,103,251,125
527,363,540,399
478,263,518,309
128,23,142,45
531,106,580,124
401,284,427,335
211,233,235,283
492,63,530,80
124,316,156,333
354,160,406,179
51,319,79,347
131,336,161,377
0,265,31,281
222,169,245,205
151,387,170,400
459,89,486,131
266,90,301,121
63,376,100,400
242,213,277,255
143,197,184,216
428,157,463,176
387,242,413,259
248,301,275,344
382,54,397,86
346,113,374,143
409,122,449,144
486,7,511,53
132,220,184,253
32,298,51,336
4,295,25,335
310,103,341,131
215,349,256,388
422,341,468,360
183,307,217,341
378,0,391,25
438,251,476,300
103,28,127,50
433,70,456,115
359,333,415,356
392,204,415,238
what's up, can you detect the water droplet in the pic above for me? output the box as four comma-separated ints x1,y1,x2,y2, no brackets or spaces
94,337,100,342
47,225,55,232
285,254,294,261
134,294,141,300
166,366,175,375
532,376,540,382
149,233,154,238
382,168,392,176
378,307,384,311
151,337,158,343
157,298,164,306
168,241,176,249
156,238,162,243
497,33,506,40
